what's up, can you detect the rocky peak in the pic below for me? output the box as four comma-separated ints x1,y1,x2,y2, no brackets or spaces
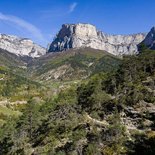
59,24,98,38
0,34,46,58
48,23,146,55
142,26,155,49
150,26,155,32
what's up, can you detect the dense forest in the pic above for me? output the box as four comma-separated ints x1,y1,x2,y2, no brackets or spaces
0,46,155,155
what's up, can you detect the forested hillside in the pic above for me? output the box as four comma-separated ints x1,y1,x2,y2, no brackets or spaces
0,65,49,128
0,47,154,155
28,48,121,82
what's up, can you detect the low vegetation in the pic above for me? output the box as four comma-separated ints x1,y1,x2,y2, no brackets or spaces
0,47,155,154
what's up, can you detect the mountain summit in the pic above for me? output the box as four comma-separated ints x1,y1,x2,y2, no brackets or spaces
48,23,146,55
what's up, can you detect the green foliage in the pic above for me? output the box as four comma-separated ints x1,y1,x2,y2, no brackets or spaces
138,43,148,52
84,143,99,155
127,131,155,155
0,48,155,154
29,48,121,81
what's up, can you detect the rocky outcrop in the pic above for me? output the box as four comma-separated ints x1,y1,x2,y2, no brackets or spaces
48,23,146,55
142,27,155,49
0,34,46,58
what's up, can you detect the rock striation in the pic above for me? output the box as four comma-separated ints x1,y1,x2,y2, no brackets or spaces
142,27,155,50
48,23,146,55
0,34,46,58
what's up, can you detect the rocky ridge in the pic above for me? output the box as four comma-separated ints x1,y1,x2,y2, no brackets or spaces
142,26,155,50
1,24,155,58
48,23,146,55
0,34,46,58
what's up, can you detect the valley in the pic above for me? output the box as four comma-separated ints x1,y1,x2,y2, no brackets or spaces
0,23,155,155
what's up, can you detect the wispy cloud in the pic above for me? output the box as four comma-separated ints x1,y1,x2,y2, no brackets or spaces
69,2,78,13
0,12,46,43
40,2,78,19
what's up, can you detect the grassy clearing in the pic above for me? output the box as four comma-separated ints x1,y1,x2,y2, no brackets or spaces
0,106,22,117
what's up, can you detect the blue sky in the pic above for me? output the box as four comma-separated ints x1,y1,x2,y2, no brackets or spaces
0,0,155,47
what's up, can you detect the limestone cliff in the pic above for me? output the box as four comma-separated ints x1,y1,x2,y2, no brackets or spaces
0,34,46,58
48,23,146,55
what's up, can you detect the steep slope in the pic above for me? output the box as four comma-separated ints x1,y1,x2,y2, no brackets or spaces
0,48,25,67
48,23,146,55
0,48,28,75
0,34,46,58
28,47,121,81
142,27,155,49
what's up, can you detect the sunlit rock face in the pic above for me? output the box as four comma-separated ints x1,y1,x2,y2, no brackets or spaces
48,23,146,56
0,34,46,58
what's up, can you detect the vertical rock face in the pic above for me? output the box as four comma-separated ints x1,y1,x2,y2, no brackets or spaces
0,34,46,58
142,27,155,49
48,23,146,55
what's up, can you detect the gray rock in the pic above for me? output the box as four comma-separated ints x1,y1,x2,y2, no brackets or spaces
142,27,155,49
48,23,146,56
0,34,46,58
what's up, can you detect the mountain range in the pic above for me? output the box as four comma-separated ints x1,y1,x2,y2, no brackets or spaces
0,23,155,82
0,23,155,155
49,23,146,55
0,23,155,58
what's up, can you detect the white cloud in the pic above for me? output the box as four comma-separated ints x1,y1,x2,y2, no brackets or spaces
40,2,78,19
69,2,78,13
0,12,45,43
